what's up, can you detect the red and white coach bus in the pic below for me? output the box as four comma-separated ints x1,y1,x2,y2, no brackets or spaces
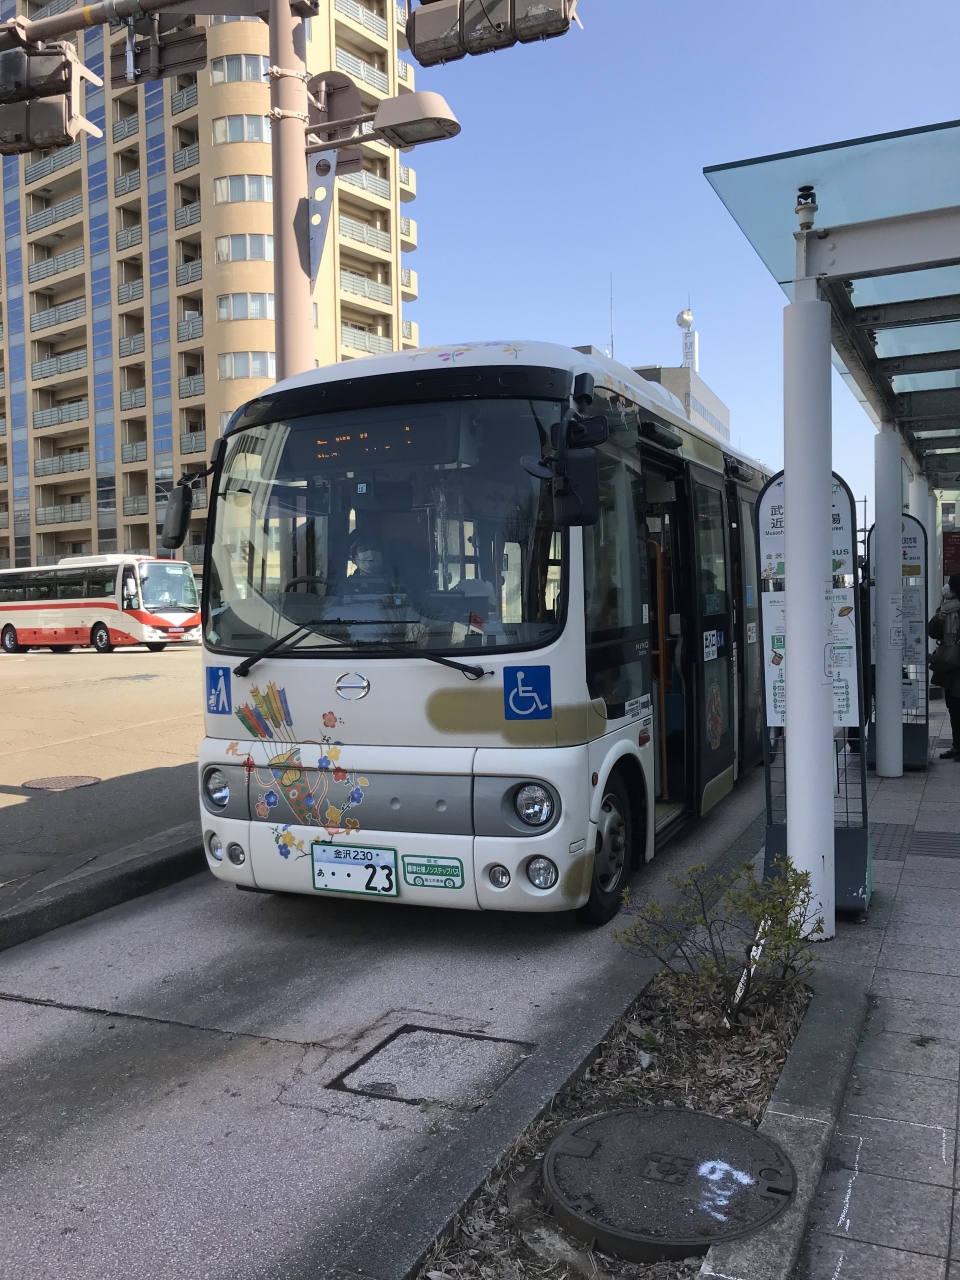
0,555,201,654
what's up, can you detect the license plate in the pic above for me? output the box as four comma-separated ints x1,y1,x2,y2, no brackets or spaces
311,842,398,897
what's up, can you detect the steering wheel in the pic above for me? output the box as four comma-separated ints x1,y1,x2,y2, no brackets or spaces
283,575,329,593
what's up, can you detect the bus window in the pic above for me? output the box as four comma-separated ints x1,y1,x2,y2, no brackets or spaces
0,575,25,602
695,485,728,615
86,568,118,599
23,573,54,602
56,570,86,600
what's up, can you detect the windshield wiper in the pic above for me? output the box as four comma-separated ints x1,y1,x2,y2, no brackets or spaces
232,622,327,677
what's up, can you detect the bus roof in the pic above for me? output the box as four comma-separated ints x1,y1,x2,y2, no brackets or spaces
0,555,187,575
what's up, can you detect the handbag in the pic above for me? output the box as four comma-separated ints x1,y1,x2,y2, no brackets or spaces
930,641,960,687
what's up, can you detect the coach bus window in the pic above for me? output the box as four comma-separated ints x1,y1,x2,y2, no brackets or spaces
86,569,118,599
0,575,25,602
695,485,727,615
24,574,54,602
56,570,85,600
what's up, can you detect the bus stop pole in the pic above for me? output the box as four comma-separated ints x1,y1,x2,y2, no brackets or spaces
875,423,904,777
270,0,314,381
783,284,835,938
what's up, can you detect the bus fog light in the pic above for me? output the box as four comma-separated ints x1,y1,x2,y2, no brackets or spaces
204,768,230,808
208,833,224,861
488,864,511,888
227,842,246,866
515,783,553,826
526,856,559,890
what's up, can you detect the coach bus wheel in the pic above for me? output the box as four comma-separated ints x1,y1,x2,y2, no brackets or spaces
91,623,114,654
145,643,168,652
576,772,635,928
49,646,73,653
2,625,21,654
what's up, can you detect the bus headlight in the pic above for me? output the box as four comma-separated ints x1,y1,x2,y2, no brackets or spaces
488,864,511,888
208,833,224,861
526,856,559,890
204,768,230,808
227,842,246,866
515,783,553,826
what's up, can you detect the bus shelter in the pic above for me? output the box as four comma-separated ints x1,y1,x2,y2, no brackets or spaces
705,120,960,936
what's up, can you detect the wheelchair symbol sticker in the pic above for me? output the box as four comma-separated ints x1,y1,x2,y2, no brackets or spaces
503,666,552,721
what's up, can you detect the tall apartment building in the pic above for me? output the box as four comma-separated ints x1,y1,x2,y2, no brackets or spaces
0,0,419,571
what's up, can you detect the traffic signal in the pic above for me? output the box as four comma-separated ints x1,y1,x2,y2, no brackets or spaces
406,0,577,66
109,19,207,88
0,41,102,153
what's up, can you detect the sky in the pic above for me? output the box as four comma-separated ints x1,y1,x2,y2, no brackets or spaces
402,0,960,526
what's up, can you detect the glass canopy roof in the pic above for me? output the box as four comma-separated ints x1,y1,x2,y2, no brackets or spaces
705,121,960,488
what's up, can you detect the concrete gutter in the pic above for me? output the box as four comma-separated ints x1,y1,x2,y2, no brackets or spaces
699,967,869,1280
0,823,204,953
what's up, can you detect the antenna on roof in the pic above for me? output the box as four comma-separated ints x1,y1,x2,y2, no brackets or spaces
609,273,615,361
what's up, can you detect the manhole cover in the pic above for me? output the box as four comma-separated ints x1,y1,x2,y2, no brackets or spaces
330,1025,534,1110
22,776,101,792
543,1107,795,1263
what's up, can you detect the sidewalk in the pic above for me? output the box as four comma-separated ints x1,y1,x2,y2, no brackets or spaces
799,699,960,1280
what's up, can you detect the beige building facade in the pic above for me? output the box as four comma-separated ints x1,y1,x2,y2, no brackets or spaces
0,0,418,571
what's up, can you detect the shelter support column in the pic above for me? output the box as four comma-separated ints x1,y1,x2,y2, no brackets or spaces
875,423,904,777
784,289,835,938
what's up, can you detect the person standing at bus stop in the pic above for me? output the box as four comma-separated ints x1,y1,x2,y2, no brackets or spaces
929,573,960,759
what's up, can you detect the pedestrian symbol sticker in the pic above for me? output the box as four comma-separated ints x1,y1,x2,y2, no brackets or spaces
503,666,552,720
207,666,232,715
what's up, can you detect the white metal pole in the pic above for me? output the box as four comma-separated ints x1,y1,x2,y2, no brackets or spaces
874,422,904,777
270,0,314,381
784,291,835,939
932,492,944,596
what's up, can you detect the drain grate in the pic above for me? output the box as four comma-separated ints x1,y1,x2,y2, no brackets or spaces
870,823,914,861
329,1025,534,1111
909,832,960,859
22,775,101,792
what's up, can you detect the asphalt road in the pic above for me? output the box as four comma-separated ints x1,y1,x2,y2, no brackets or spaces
0,646,203,888
0,766,766,1280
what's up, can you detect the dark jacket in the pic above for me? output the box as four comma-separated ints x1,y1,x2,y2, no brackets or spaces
928,609,960,696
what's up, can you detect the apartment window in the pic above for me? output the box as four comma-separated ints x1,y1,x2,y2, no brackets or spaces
218,351,276,380
217,293,275,320
210,55,270,84
209,13,262,21
214,234,274,262
214,174,273,204
212,114,272,144
220,410,236,432
312,302,318,328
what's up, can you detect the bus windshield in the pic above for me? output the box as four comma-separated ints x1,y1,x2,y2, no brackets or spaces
206,398,565,655
139,561,200,612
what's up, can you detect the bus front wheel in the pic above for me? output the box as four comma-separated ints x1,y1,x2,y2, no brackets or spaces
576,772,636,928
91,623,114,654
2,626,21,655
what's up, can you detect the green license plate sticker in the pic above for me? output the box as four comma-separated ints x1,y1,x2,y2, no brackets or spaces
401,855,465,890
311,843,398,897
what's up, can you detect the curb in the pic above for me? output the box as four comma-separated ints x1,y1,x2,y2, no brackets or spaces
698,966,869,1280
0,823,205,953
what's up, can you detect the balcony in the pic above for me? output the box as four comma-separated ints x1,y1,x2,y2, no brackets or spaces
401,318,418,346
0,419,6,437
118,279,144,305
176,260,202,286
339,214,391,252
119,333,145,358
174,201,201,230
26,192,83,235
0,371,4,389
340,269,392,305
171,83,199,115
181,431,207,454
0,513,8,530
114,170,141,197
335,47,388,94
28,245,85,284
399,215,417,250
397,58,414,88
400,266,417,301
184,543,205,564
121,441,148,463
340,169,390,200
122,494,149,516
173,143,200,172
120,387,147,411
32,0,77,18
36,500,92,525
35,451,89,477
0,465,6,482
191,486,208,510
398,163,415,201
30,297,86,332
25,142,81,186
341,324,392,355
112,115,140,143
32,349,87,380
177,316,203,342
33,400,88,429
335,0,388,39
396,4,407,28
116,225,143,252
179,374,204,399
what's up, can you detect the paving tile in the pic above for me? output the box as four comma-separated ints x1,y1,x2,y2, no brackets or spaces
855,1028,960,1082
889,900,960,928
809,1166,951,1254
880,942,960,979
831,1109,955,1187
906,856,960,874
900,868,960,891
891,885,960,908
872,968,960,1010
914,815,960,833
883,921,960,950
799,1232,947,1279
844,1062,958,1127
872,996,960,1043
816,929,884,968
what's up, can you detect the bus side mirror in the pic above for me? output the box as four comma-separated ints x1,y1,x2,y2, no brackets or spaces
161,485,193,549
554,448,601,526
